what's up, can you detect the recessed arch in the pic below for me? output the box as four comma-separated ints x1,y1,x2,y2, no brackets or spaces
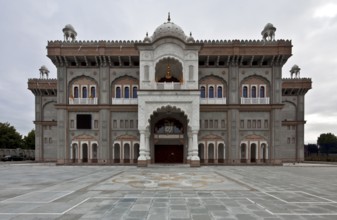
111,75,139,98
155,57,183,82
148,105,190,129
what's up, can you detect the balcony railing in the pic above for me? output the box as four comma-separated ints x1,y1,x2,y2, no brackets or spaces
241,97,270,104
69,98,98,105
156,82,181,90
112,98,138,105
200,97,227,104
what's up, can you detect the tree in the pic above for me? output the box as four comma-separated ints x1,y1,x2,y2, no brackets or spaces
317,133,337,156
23,129,35,149
0,122,23,149
305,144,318,156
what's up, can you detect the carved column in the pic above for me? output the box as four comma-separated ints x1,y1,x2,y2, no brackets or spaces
190,130,200,167
138,130,147,167
145,130,151,163
187,131,192,163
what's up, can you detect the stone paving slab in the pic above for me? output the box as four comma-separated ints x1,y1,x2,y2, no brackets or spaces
0,164,337,219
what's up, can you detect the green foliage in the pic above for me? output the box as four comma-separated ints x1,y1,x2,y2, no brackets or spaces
23,129,35,149
305,144,318,155
317,133,337,156
0,122,23,149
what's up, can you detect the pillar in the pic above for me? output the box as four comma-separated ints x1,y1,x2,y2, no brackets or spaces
145,130,151,163
138,130,147,167
187,132,192,163
190,130,200,167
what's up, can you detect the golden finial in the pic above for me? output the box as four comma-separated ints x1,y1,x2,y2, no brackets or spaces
166,64,172,79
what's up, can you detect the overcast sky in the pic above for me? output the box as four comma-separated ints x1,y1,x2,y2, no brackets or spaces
0,0,336,143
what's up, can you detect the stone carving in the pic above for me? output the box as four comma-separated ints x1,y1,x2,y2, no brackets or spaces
63,24,77,42
290,64,301,78
39,65,49,79
261,23,276,41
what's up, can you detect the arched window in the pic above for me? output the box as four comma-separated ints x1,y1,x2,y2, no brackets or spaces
133,86,138,98
260,86,265,98
90,86,96,98
209,86,214,98
252,86,257,98
217,86,223,98
124,87,130,98
243,86,248,98
82,87,88,98
200,86,206,98
116,87,121,98
74,86,79,98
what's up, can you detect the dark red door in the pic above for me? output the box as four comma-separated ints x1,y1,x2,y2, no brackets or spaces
155,145,183,163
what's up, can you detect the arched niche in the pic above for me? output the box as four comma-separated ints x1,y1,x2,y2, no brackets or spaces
155,57,183,82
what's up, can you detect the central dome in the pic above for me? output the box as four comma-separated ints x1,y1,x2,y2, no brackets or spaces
152,15,187,42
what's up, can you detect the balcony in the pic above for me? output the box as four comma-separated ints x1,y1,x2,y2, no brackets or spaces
241,97,270,104
200,97,226,104
112,98,138,105
69,98,98,105
156,82,181,90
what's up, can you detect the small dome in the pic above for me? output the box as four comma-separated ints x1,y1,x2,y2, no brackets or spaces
62,24,77,42
39,65,49,72
152,14,187,42
143,32,151,43
186,32,195,43
290,64,301,73
63,24,76,32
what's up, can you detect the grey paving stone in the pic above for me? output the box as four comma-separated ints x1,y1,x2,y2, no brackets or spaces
127,210,148,218
169,210,190,218
1,165,337,219
170,205,187,210
192,214,213,220
147,213,169,220
190,208,208,214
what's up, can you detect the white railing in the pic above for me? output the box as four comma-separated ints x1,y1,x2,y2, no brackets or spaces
200,97,227,104
69,98,98,105
156,82,181,90
241,97,270,104
111,98,138,105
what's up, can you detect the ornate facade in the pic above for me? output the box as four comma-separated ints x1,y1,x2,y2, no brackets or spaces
28,16,312,166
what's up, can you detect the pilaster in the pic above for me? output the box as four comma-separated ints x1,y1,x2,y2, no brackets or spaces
99,109,110,163
228,65,239,104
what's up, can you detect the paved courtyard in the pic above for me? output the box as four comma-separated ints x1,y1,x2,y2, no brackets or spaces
0,163,337,220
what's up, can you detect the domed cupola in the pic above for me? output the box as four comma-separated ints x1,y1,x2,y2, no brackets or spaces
152,13,187,42
143,32,152,43
186,32,195,43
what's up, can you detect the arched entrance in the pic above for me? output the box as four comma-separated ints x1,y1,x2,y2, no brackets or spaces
251,143,257,163
82,143,88,163
150,107,188,164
